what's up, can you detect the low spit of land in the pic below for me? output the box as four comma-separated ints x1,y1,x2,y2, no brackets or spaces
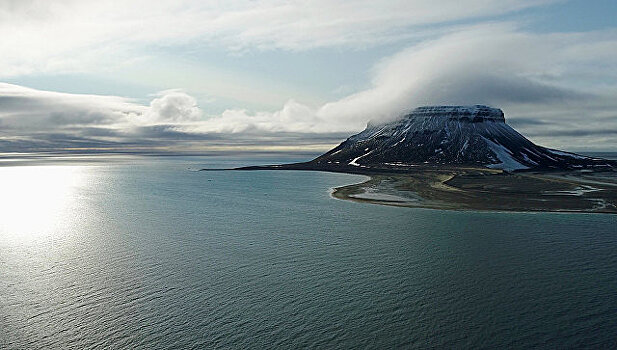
226,163,617,214
330,167,617,214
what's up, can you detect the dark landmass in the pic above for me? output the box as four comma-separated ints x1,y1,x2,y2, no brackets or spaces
331,169,617,214
203,105,617,214
308,105,617,172
225,163,617,214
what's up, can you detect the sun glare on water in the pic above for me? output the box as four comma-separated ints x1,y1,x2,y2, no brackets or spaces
0,165,91,242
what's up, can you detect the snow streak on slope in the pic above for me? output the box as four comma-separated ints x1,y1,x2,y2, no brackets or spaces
349,150,373,166
483,138,529,171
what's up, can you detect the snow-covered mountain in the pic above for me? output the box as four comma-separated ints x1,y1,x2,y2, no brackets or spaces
309,105,615,172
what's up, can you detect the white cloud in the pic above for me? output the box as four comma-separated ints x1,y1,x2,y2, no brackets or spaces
143,90,203,123
0,84,209,130
2,23,617,151
0,0,557,76
0,83,143,130
314,24,617,122
183,24,617,149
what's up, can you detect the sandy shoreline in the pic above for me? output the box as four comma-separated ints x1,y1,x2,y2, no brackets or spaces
330,169,617,214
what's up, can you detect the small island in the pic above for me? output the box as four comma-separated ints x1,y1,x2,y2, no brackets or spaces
221,105,617,213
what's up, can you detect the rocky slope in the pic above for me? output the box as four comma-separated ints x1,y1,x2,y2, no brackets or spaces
308,105,615,172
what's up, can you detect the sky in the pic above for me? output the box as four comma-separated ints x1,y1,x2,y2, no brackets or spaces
1,0,617,153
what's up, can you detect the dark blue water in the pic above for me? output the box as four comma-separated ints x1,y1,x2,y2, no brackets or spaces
1,155,616,349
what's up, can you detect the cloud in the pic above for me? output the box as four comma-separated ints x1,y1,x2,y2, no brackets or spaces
182,24,617,144
2,23,617,152
0,0,557,77
0,83,143,130
143,90,203,123
0,83,344,152
179,100,321,134
313,24,617,124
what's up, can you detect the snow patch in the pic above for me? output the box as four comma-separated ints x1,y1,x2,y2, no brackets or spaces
545,186,601,196
384,162,417,167
520,152,538,165
483,138,529,171
392,137,406,147
349,150,373,166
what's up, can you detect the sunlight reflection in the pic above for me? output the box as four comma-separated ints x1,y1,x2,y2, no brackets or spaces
0,166,90,241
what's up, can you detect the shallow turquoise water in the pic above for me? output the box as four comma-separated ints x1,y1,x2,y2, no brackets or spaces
1,155,616,348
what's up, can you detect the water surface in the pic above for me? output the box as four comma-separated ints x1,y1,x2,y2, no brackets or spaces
1,155,616,348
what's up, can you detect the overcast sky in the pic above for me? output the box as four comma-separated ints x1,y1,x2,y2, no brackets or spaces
1,0,617,153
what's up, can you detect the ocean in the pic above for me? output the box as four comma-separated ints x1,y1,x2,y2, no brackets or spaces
1,154,616,348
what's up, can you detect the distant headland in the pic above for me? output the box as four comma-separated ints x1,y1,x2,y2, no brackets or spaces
206,105,617,213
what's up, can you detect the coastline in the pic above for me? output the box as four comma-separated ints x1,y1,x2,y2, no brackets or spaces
328,170,617,214
16,152,615,214
207,160,617,214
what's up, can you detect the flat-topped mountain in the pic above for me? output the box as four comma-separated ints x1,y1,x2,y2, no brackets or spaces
307,105,615,172
217,105,617,213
